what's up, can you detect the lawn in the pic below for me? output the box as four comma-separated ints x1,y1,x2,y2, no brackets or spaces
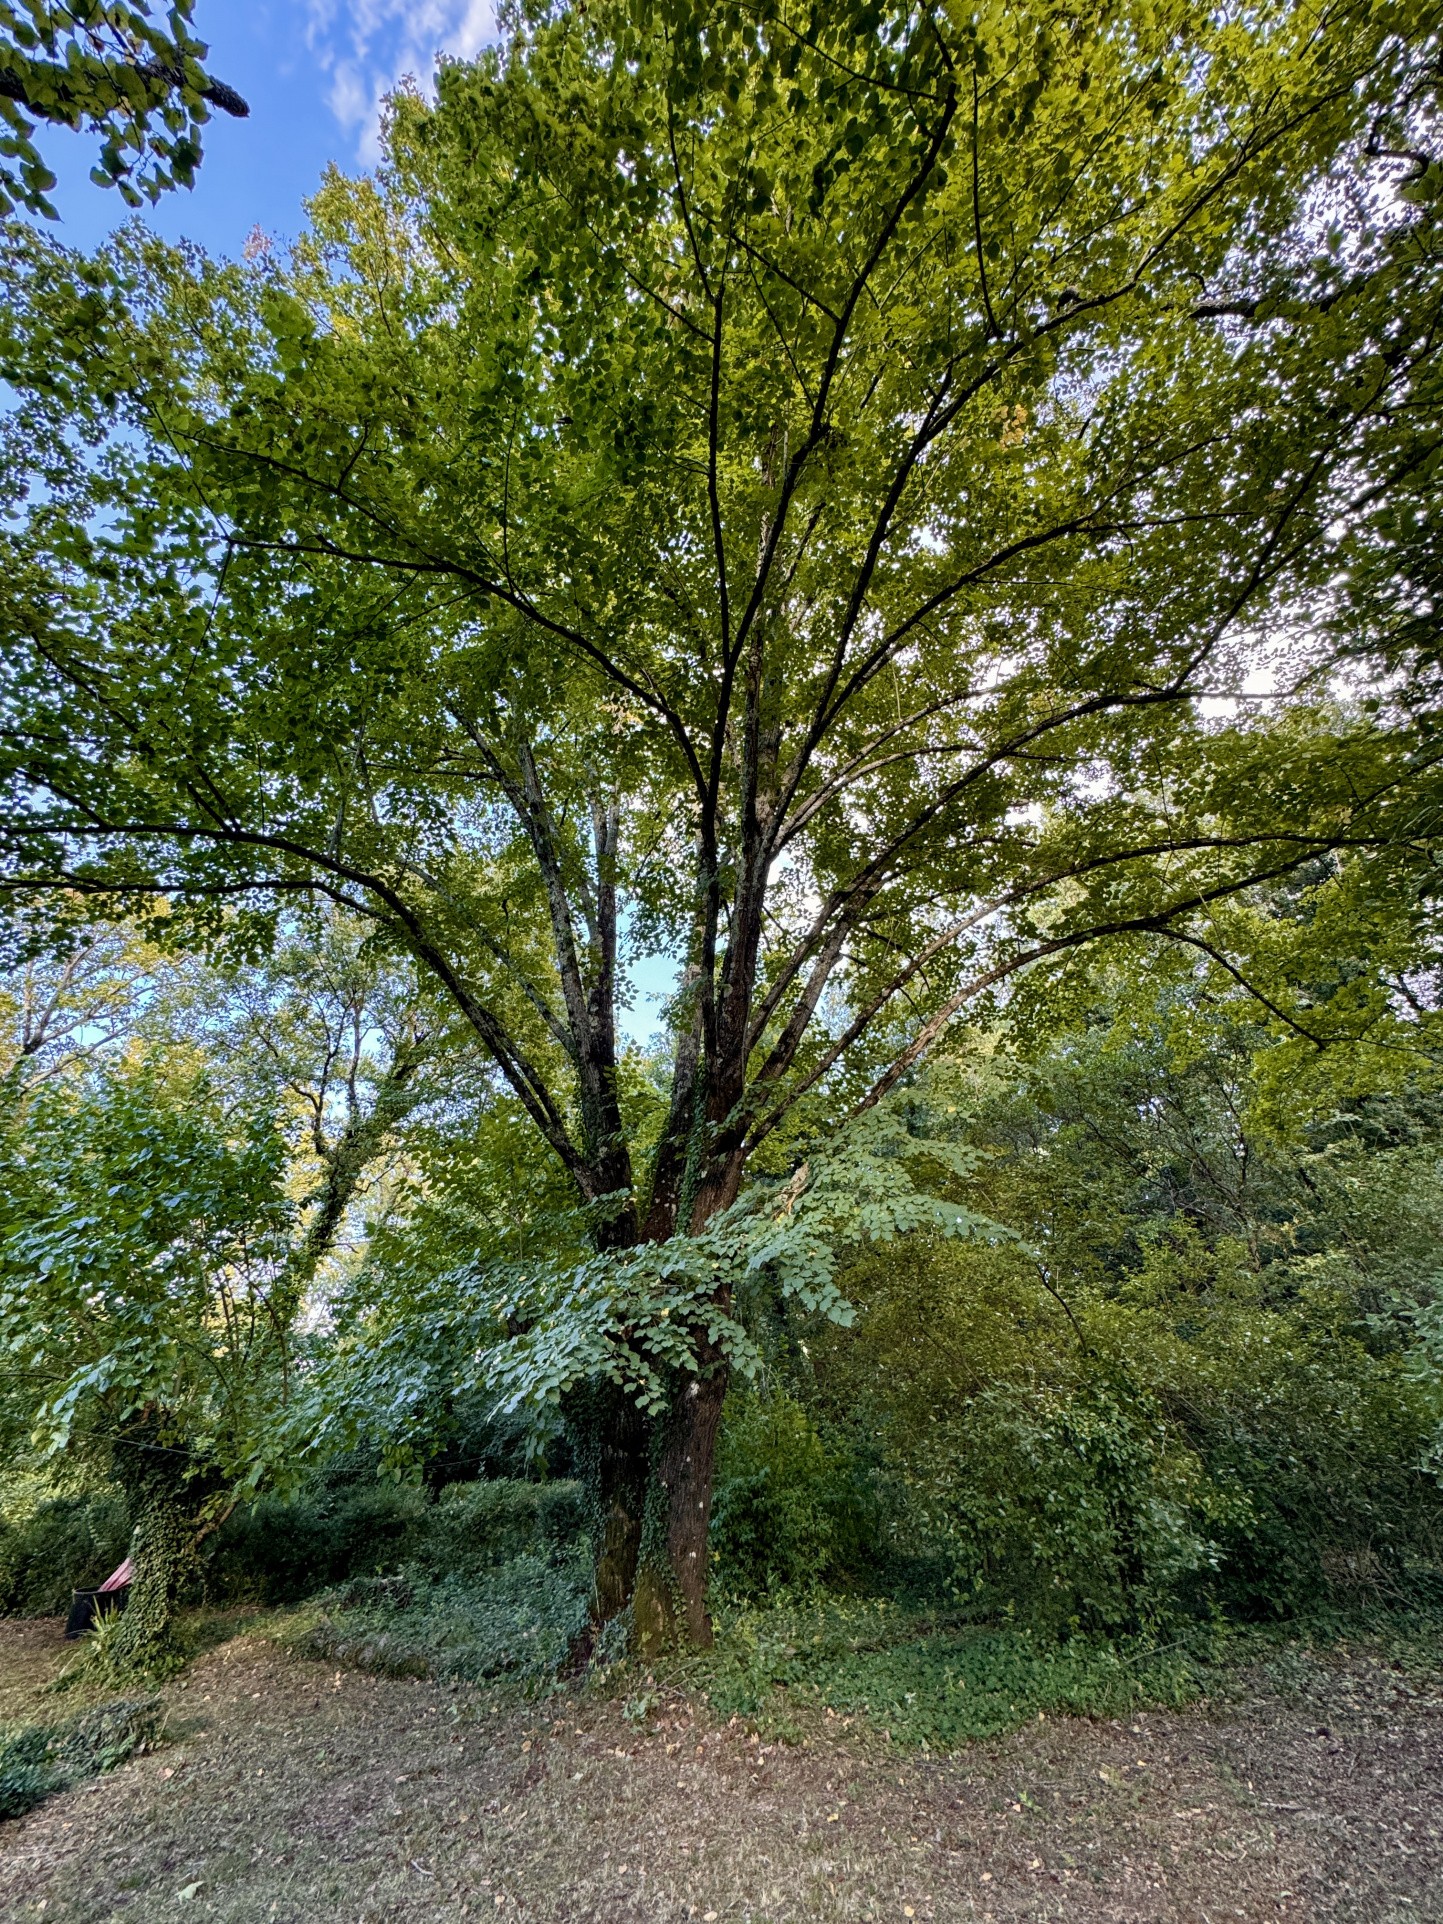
2,1613,1441,1921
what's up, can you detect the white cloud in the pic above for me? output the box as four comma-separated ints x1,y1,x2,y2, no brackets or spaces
307,0,495,162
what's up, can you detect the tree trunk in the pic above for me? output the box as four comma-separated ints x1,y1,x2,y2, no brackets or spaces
630,1152,745,1650
653,1363,729,1648
568,1381,652,1635
109,1490,196,1668
593,1398,651,1625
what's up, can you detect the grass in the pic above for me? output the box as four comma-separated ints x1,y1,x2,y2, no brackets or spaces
5,1610,1443,1922
276,1568,1221,1745
272,1557,1443,1754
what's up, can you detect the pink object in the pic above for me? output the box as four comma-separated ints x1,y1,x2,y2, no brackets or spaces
98,1557,135,1594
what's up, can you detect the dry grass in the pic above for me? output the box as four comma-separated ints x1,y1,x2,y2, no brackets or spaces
1,1615,1441,1922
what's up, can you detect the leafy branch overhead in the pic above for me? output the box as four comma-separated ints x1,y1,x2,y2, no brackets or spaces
321,1099,1011,1443
0,0,247,216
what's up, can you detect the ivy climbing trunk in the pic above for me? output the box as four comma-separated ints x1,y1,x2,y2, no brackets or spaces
110,1490,197,1667
105,1412,206,1668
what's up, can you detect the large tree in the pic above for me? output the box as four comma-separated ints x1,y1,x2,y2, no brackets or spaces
1,0,1440,1639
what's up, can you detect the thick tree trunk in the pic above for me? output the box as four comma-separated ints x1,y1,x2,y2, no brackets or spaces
109,1490,197,1668
638,1362,728,1650
568,1380,652,1639
629,1150,748,1650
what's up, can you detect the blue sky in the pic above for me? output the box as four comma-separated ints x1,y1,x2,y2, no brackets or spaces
38,0,498,257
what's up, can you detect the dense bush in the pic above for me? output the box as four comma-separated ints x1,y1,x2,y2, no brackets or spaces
710,1395,880,1597
280,1480,593,1688
792,1236,1443,1631
202,1478,431,1604
202,1474,586,1606
407,1479,586,1579
0,1489,132,1617
299,1554,592,1688
0,1470,590,1623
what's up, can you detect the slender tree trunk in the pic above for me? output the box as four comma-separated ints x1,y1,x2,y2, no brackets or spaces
590,1391,652,1624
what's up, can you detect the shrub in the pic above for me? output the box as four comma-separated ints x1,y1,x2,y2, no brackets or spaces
300,1553,592,1688
895,1377,1226,1632
203,1479,430,1603
807,1238,1443,1629
202,1475,586,1607
409,1479,586,1580
0,1489,132,1617
710,1394,880,1598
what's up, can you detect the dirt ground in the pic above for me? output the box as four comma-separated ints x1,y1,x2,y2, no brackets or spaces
1,1616,1441,1923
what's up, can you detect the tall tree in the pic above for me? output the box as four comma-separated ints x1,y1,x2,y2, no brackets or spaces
1,0,1440,1638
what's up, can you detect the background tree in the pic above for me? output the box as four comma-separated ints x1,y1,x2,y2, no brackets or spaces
0,1,247,218
0,914,450,1661
0,0,1440,1640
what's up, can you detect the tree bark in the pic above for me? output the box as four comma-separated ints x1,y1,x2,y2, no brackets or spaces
640,1361,728,1650
593,1397,651,1624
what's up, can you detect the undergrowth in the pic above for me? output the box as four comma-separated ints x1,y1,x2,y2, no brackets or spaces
0,1697,162,1820
666,1595,1211,1747
291,1552,592,1691
669,1595,1443,1749
272,1552,1443,1754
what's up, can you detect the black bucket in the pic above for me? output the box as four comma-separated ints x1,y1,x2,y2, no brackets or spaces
65,1584,130,1640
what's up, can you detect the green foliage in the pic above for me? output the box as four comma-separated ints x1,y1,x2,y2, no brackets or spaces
204,1474,586,1605
324,1100,1004,1453
686,1596,1204,1749
244,1475,594,1689
299,1556,592,1691
0,1696,161,1818
709,1394,878,1598
0,1054,294,1483
408,1480,587,1580
203,1478,432,1605
0,1,245,216
0,0,1441,1645
0,0,1438,1280
0,1486,130,1615
819,1245,1442,1629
